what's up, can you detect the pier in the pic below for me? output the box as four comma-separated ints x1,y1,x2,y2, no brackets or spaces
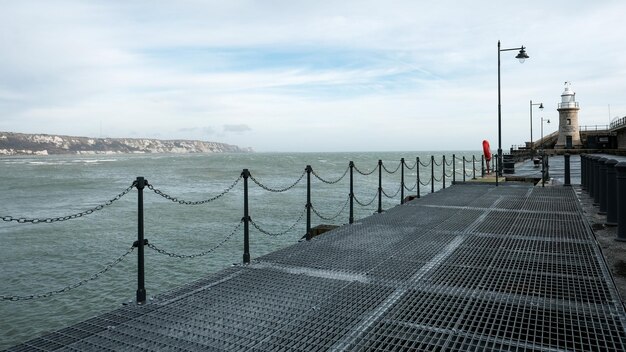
7,155,626,351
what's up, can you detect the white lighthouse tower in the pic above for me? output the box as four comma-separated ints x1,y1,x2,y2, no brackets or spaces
555,82,582,149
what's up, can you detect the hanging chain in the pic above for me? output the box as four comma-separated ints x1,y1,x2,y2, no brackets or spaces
311,196,350,221
354,190,378,207
381,162,401,174
249,170,306,193
405,161,417,170
147,176,241,205
1,184,135,224
147,221,242,258
353,163,379,176
404,182,417,192
311,166,349,184
250,207,306,236
382,184,402,199
419,159,431,167
1,247,135,301
419,178,431,186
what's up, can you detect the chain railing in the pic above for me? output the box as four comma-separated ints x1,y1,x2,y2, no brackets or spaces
1,183,134,224
147,176,241,205
2,153,482,304
1,246,135,301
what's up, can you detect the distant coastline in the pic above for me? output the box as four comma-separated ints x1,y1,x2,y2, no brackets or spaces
0,131,253,156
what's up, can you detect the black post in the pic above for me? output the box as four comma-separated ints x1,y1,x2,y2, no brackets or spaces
593,157,603,206
481,155,485,177
306,165,312,240
416,157,421,199
588,156,596,198
242,169,250,263
495,154,499,186
581,154,587,190
616,162,626,242
606,159,618,226
400,158,405,204
462,156,466,183
541,152,546,187
564,154,571,187
472,155,477,180
442,155,446,189
430,155,434,194
452,154,456,184
377,160,383,213
599,158,608,215
135,176,147,305
349,161,354,224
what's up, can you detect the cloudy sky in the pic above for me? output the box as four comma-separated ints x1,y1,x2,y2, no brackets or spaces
1,1,625,152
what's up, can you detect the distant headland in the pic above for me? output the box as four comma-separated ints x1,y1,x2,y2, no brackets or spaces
0,132,253,156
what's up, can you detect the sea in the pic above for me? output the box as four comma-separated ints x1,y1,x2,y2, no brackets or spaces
0,151,481,349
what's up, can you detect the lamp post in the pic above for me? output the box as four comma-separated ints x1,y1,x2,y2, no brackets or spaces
497,40,529,178
541,117,550,186
530,100,544,153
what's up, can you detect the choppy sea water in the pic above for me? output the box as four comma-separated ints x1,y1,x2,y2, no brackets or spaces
0,151,481,349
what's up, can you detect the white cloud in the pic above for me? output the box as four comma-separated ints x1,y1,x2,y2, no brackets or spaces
1,0,626,151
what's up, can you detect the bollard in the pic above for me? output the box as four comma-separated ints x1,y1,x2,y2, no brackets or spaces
581,154,586,190
431,155,435,193
593,157,603,206
606,159,618,226
615,162,626,242
400,158,405,204
495,153,499,186
442,155,446,189
564,154,571,186
472,155,477,180
241,169,251,263
416,157,421,199
378,160,383,213
306,165,312,240
134,176,147,305
349,161,354,224
599,158,608,215
588,156,596,198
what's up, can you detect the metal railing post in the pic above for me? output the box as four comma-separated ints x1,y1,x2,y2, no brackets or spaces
416,157,421,199
564,154,571,186
452,154,456,184
430,155,434,194
442,156,446,189
306,165,312,240
400,158,405,204
242,169,250,263
606,159,618,226
481,155,485,177
134,176,147,305
378,160,383,213
349,161,354,224
616,162,626,242
462,156,466,183
472,155,477,180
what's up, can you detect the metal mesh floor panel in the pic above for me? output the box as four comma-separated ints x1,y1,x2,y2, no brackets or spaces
10,184,626,352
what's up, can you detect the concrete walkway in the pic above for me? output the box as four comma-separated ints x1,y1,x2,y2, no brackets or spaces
8,183,626,351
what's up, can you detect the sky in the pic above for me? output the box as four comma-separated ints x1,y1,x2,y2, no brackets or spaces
1,1,625,152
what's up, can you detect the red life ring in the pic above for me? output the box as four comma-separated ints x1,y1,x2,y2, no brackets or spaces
482,140,492,161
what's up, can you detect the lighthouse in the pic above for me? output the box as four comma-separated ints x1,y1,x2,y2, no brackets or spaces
555,82,582,149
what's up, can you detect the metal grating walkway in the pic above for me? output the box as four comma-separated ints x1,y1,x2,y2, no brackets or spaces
8,184,626,351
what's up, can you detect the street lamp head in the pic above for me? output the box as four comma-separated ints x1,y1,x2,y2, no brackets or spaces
515,46,529,63
539,103,544,110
